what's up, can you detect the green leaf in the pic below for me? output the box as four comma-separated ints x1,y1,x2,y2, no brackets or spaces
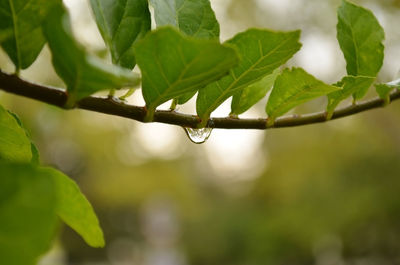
0,28,13,43
150,0,220,107
337,0,384,78
0,0,60,70
326,76,375,118
7,110,40,164
45,167,105,248
0,104,32,162
134,26,239,118
0,162,58,265
90,0,151,69
150,0,219,39
231,68,280,115
375,84,392,105
196,29,302,122
176,91,197,105
267,68,340,122
43,4,141,107
30,142,40,164
375,79,400,105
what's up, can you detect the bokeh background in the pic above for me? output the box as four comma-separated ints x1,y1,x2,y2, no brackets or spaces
2,0,400,264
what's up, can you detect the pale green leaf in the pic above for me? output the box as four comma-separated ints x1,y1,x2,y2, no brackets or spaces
7,110,40,164
43,4,141,107
90,0,151,69
134,26,239,117
0,0,60,70
44,167,105,248
150,0,219,39
231,68,280,115
337,0,384,78
375,79,400,104
375,84,392,104
326,76,375,118
267,68,340,121
0,162,58,265
197,29,302,121
0,104,32,162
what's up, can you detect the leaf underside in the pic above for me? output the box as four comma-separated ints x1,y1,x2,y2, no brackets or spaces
150,0,220,40
0,104,32,162
43,4,140,106
196,29,302,120
90,0,151,69
327,76,375,116
150,0,221,105
0,0,60,70
231,68,280,116
267,68,340,120
46,167,105,248
0,0,393,130
375,84,393,102
337,0,384,78
0,162,58,265
0,101,105,250
134,26,239,114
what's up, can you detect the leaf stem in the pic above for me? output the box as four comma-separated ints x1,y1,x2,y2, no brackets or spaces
119,88,136,100
108,88,116,97
170,99,178,111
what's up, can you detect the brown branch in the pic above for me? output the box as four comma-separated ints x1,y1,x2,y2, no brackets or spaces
1,70,399,130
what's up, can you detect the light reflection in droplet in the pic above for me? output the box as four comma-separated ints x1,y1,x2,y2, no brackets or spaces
183,127,212,144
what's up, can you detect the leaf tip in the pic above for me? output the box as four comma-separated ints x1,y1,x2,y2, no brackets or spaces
86,228,106,248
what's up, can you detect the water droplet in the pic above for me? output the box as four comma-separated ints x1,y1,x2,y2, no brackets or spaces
183,127,213,144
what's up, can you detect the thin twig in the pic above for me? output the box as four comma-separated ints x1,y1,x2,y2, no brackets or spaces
1,70,399,130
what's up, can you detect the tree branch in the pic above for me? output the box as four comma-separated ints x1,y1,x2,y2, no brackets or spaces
1,70,399,130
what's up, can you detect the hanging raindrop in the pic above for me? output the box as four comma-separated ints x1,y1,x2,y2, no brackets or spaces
183,127,213,144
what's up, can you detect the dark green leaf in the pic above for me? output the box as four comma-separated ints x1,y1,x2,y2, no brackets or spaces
150,0,220,107
0,28,13,43
90,0,151,69
326,76,375,118
134,26,239,118
150,0,219,39
0,104,32,162
337,0,384,78
177,91,197,105
45,168,105,248
197,29,302,122
0,162,58,265
267,68,340,122
30,142,40,165
0,0,60,70
231,68,280,115
43,4,141,107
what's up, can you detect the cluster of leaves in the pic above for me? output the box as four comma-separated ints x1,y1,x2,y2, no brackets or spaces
0,104,104,265
0,0,399,262
0,0,398,126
